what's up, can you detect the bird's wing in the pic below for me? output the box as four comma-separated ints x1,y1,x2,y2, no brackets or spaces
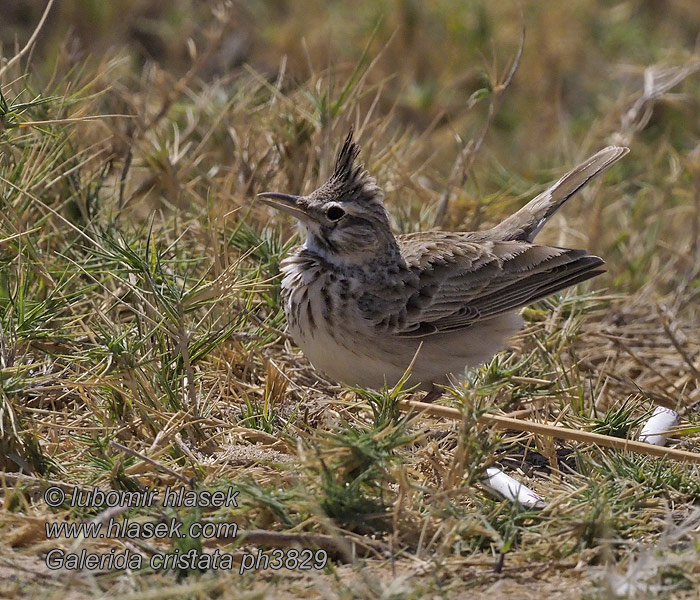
369,233,604,337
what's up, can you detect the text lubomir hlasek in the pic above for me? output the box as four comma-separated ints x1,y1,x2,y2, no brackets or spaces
68,486,239,508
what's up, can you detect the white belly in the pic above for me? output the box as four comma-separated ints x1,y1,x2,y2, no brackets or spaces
288,304,523,390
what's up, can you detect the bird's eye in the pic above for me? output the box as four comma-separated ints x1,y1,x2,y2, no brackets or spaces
325,205,346,222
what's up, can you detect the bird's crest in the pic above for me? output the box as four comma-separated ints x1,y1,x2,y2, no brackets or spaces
326,130,379,204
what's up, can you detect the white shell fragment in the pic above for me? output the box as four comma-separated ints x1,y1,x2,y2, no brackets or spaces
638,406,680,446
482,467,546,509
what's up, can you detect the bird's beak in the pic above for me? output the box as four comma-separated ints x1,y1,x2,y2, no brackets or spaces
257,192,311,222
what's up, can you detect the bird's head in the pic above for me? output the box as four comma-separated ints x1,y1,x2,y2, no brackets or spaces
257,132,397,264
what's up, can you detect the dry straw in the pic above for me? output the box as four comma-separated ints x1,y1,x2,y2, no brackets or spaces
400,400,700,464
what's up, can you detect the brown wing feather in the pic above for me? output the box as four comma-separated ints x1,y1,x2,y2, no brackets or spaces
394,235,603,338
387,146,628,338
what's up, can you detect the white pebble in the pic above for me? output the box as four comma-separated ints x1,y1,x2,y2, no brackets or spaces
638,406,680,446
482,467,546,509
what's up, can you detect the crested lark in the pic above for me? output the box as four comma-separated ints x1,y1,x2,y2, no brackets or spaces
258,133,628,393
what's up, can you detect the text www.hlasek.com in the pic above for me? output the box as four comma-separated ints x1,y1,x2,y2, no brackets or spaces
45,517,238,541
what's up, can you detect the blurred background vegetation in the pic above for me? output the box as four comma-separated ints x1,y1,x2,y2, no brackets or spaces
6,0,700,158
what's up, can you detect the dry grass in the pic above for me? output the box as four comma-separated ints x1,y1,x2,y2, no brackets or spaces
1,2,700,599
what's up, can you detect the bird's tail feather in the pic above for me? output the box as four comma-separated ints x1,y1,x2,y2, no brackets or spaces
489,146,629,242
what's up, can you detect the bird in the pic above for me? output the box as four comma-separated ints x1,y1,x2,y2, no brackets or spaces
258,132,628,399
